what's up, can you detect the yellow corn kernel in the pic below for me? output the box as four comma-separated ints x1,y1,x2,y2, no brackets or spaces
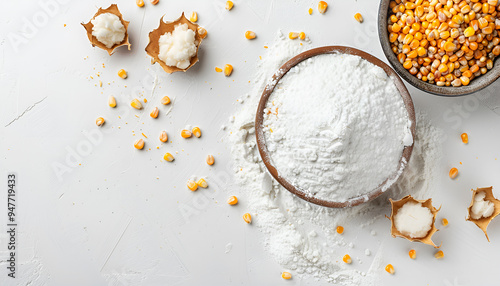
443,42,456,52
96,117,105,126
215,67,223,73
150,107,159,118
187,180,198,191
163,152,174,162
464,27,475,37
449,167,458,179
197,178,208,188
245,31,256,39
299,32,306,40
118,69,127,79
227,196,238,205
409,249,416,259
343,254,352,264
159,131,168,143
134,139,145,150
354,13,363,23
108,96,117,108
136,0,144,7
192,127,201,138
224,64,233,77
160,96,171,105
197,26,207,39
461,133,469,144
243,213,252,224
385,264,395,274
318,1,328,14
226,1,234,10
308,8,313,15
442,218,449,226
289,32,299,39
150,0,159,5
336,226,344,234
181,129,192,138
131,98,143,110
190,11,198,23
281,272,292,280
434,250,444,259
206,155,215,165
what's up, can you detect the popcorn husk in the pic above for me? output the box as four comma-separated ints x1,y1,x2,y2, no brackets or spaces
82,4,131,55
388,195,441,248
466,187,500,242
145,12,203,74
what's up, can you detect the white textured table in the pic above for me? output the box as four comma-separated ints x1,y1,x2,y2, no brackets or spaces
2,0,500,285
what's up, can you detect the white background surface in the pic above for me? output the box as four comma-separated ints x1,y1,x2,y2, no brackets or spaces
2,0,500,285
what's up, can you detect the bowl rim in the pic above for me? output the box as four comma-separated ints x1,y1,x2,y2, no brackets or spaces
378,0,500,97
254,46,416,208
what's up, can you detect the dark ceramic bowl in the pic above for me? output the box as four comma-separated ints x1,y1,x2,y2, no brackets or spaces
378,0,500,96
255,46,416,208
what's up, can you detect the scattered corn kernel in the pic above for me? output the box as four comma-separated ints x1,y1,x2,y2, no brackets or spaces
215,67,223,73
245,31,256,40
408,249,416,259
108,96,117,108
281,272,292,280
243,213,252,224
442,218,449,226
131,99,143,110
181,129,192,138
190,11,198,23
134,139,145,150
385,264,395,274
96,117,105,126
434,250,444,259
227,196,238,205
163,152,174,162
289,32,299,40
160,96,171,105
197,26,207,39
150,107,159,118
449,167,458,179
336,226,344,234
299,32,306,40
197,178,208,188
118,69,127,79
150,0,159,4
187,180,198,191
192,127,201,138
206,155,215,165
308,8,313,15
318,1,328,14
159,131,168,143
461,133,469,144
342,254,352,264
354,13,363,23
224,64,233,76
226,1,233,10
136,0,144,7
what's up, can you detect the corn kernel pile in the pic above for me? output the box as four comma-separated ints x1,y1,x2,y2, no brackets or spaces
388,0,500,87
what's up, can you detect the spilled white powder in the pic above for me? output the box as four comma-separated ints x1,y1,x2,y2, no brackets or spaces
471,191,495,220
228,32,443,284
263,53,412,202
158,23,197,69
393,201,433,238
91,13,125,48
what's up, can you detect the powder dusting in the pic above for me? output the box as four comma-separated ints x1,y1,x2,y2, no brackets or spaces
229,32,443,284
263,53,412,202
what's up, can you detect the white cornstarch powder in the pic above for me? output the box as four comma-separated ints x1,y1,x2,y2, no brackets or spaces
91,13,126,48
393,201,433,238
228,32,443,284
263,53,412,202
158,23,197,69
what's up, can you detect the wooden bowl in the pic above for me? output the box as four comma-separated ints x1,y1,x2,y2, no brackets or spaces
254,46,416,208
378,0,500,96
